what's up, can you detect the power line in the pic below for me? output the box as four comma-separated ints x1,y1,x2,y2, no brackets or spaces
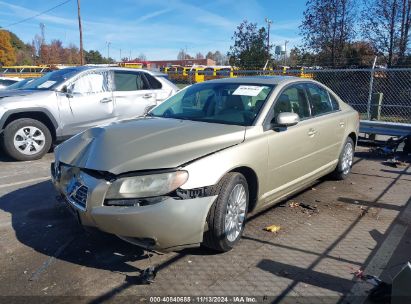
2,0,72,28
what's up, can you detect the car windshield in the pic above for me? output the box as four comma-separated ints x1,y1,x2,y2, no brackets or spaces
23,68,79,90
5,78,33,90
149,82,274,126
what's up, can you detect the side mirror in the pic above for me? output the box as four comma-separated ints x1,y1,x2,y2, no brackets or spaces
144,105,156,116
62,85,74,98
273,112,300,128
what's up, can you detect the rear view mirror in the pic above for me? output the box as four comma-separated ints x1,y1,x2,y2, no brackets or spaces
274,112,300,127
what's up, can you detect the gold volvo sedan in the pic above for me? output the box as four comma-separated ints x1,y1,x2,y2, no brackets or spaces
51,76,359,252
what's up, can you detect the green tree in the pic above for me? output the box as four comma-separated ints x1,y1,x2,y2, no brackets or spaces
8,31,26,50
227,20,269,69
288,47,318,67
84,50,105,64
0,30,16,65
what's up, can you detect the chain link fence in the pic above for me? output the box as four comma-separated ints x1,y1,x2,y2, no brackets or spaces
166,68,411,124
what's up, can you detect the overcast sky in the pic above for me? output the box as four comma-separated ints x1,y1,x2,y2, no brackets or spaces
0,0,306,60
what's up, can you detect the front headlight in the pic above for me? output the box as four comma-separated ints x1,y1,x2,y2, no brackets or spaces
106,170,188,199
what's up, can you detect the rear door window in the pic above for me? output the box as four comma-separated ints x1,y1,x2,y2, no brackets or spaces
306,84,334,116
329,93,340,111
144,73,162,89
114,71,150,91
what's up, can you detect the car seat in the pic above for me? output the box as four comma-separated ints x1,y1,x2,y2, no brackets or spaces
221,95,244,113
275,94,292,113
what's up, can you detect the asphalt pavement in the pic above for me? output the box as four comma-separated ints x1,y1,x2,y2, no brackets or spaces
0,147,410,303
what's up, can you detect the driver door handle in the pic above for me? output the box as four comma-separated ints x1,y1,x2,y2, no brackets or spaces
100,97,112,103
307,128,317,137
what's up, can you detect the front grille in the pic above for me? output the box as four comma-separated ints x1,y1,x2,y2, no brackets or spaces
67,182,88,210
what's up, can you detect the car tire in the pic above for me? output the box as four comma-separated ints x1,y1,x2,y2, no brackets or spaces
332,137,355,180
2,118,52,161
404,135,411,154
203,172,249,252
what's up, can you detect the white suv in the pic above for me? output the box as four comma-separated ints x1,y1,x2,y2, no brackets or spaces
0,67,178,161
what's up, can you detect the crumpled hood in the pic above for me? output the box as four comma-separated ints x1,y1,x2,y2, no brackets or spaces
55,117,246,174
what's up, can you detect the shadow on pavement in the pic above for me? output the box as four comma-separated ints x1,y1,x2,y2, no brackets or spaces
0,180,148,275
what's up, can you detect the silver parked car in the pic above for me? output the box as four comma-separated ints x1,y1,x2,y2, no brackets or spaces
52,76,359,252
1,78,34,90
0,66,178,161
0,77,22,90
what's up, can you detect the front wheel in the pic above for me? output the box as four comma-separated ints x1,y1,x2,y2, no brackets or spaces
332,137,355,180
2,118,52,161
203,172,249,252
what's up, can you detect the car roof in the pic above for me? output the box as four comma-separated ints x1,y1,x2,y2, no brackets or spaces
203,75,310,86
62,66,166,77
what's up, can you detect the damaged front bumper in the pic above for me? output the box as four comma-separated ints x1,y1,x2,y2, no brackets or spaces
51,162,216,251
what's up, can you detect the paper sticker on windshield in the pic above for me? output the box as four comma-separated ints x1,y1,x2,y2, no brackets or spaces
38,80,56,89
232,85,264,96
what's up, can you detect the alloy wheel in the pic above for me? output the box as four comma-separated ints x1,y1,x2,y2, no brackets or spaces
341,142,354,175
13,126,46,156
224,184,247,242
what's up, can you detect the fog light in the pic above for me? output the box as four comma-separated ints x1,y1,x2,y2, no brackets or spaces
104,196,167,207
105,199,140,207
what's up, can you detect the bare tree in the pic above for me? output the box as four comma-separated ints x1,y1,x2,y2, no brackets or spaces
177,49,193,60
361,0,411,66
137,53,147,61
300,0,356,67
205,51,214,60
398,0,411,64
177,49,186,60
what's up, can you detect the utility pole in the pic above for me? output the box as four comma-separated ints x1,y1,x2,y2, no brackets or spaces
185,45,188,66
76,0,84,65
284,40,289,65
264,18,272,54
106,41,111,61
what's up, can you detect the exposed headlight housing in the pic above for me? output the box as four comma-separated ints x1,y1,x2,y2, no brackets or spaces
105,170,188,199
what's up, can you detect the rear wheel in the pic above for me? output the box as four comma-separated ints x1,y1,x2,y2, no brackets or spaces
203,172,249,252
2,118,52,161
332,137,354,180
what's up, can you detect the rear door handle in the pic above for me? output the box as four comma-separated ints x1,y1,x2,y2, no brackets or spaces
100,97,112,103
142,93,153,99
339,121,345,127
308,128,317,137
